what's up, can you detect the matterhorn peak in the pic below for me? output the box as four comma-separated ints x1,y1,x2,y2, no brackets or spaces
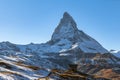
62,12,76,25
49,12,108,53
51,12,78,40
63,12,71,18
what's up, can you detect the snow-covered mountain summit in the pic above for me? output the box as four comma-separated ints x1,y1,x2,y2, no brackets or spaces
49,12,108,53
52,12,78,40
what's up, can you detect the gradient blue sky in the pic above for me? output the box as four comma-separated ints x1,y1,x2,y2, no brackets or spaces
0,0,120,51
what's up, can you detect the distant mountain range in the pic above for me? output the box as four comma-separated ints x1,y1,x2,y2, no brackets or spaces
0,12,119,80
111,50,120,58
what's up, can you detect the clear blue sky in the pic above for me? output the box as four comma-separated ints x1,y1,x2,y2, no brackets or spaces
0,0,120,51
